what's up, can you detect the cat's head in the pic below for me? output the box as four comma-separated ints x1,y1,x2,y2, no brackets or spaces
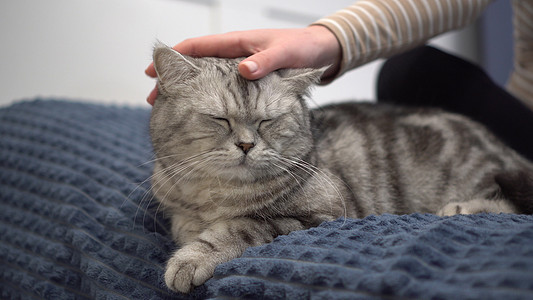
150,43,324,182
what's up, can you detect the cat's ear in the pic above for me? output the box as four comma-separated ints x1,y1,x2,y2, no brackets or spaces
277,66,328,95
153,43,201,95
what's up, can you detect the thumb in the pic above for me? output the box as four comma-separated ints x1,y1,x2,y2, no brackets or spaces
238,46,294,80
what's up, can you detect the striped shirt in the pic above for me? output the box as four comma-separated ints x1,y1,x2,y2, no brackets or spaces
313,0,533,108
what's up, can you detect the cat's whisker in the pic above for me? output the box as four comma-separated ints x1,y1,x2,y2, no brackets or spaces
130,159,181,202
278,156,347,221
302,161,348,224
135,151,213,230
127,151,210,211
148,154,220,232
271,160,312,214
137,153,187,167
279,157,332,216
149,152,213,208
126,159,183,231
293,157,348,222
136,152,158,167
135,160,190,231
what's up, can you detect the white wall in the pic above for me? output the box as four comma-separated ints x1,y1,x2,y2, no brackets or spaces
0,0,479,108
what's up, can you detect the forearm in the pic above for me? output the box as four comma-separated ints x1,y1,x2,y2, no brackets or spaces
313,0,493,79
164,216,306,292
507,0,533,107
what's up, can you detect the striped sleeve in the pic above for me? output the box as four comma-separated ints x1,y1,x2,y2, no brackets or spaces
312,0,493,79
507,0,533,108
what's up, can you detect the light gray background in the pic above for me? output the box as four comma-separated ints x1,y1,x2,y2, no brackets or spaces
0,0,484,108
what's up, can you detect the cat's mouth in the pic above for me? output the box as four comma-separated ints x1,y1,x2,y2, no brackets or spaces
216,156,277,180
238,155,249,166
208,150,283,181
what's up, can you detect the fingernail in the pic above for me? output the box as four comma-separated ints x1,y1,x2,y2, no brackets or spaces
241,61,258,73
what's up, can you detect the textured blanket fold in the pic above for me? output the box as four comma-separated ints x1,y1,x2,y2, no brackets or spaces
1,100,532,299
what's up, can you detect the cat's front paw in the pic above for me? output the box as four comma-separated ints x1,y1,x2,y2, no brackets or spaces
437,199,517,216
164,250,217,293
436,202,472,216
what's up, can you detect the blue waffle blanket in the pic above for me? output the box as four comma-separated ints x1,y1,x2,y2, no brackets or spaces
1,100,532,299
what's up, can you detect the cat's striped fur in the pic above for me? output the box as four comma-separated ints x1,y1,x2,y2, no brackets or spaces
149,44,533,293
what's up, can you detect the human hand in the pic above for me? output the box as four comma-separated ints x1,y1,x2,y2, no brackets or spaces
145,25,341,105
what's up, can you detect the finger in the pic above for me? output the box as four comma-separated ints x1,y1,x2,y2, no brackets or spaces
146,32,255,78
145,62,156,78
147,86,158,106
173,32,255,58
238,46,296,80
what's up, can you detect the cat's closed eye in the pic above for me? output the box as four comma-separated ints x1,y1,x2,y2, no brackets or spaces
211,116,231,129
258,119,273,129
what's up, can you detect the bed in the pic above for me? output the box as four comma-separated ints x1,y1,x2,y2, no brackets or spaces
1,99,532,299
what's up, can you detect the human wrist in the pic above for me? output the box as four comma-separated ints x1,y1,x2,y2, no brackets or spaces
306,25,341,79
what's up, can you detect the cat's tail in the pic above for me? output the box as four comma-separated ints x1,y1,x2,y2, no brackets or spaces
496,169,533,214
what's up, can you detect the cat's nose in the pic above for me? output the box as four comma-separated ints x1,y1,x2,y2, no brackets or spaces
237,142,255,154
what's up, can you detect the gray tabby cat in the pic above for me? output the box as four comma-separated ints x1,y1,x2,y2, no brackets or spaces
149,44,533,293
